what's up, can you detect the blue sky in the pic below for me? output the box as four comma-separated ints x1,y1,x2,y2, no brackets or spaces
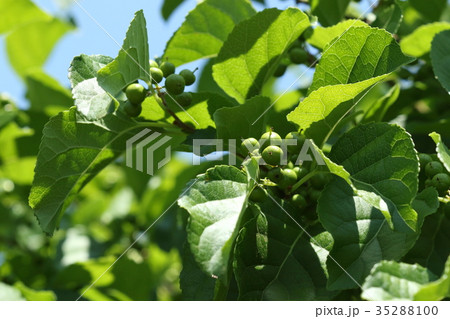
0,0,371,107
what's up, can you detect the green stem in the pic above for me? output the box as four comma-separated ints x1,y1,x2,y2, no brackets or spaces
290,169,319,193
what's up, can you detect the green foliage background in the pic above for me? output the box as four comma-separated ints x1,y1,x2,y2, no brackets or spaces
0,0,449,301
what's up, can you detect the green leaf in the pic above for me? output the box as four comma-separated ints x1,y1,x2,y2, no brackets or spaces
287,76,387,146
0,0,48,34
25,70,73,113
69,54,114,88
362,256,450,301
213,8,310,103
361,83,400,123
234,202,334,300
403,195,449,276
310,0,351,27
163,0,256,66
429,132,450,173
409,0,446,22
309,26,414,93
431,30,450,94
317,123,420,290
178,165,251,283
318,178,419,290
180,245,216,300
165,92,234,130
214,96,270,140
400,22,450,57
6,17,74,76
161,0,185,20
372,0,403,34
98,10,150,94
14,282,56,301
361,260,437,300
68,54,116,120
307,20,368,50
329,123,419,228
29,107,183,235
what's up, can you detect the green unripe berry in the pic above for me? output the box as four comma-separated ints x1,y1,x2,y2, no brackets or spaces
268,167,283,183
249,187,268,202
150,59,159,68
419,153,432,169
273,64,287,78
262,145,284,166
293,166,308,180
125,83,147,105
289,48,308,65
123,101,142,117
150,67,164,84
286,161,295,169
310,173,329,189
285,131,306,154
240,138,260,156
175,92,193,107
278,168,298,191
291,194,307,209
425,161,444,178
424,178,433,188
160,61,176,78
260,131,282,150
431,173,450,195
165,74,186,95
179,69,196,86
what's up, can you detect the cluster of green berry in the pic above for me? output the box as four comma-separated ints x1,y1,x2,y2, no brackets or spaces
240,130,330,217
273,39,309,78
150,60,196,107
419,153,450,196
121,59,197,118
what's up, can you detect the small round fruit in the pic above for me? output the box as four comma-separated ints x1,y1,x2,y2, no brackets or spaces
250,187,268,202
268,167,283,183
262,145,284,166
291,194,307,209
260,131,282,150
289,48,308,65
179,69,196,86
293,166,309,180
150,67,164,83
165,74,186,95
431,173,450,195
286,161,294,169
425,161,444,178
123,101,142,117
310,173,329,189
273,64,287,77
419,153,432,169
159,61,175,77
150,59,159,68
240,138,260,155
285,131,306,154
175,92,193,107
125,83,147,105
278,168,298,190
424,179,433,188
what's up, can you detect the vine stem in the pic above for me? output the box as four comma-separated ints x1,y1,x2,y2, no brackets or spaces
290,169,320,193
154,91,195,134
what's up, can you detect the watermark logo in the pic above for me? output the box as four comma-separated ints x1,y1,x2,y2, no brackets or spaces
126,130,325,175
126,129,173,176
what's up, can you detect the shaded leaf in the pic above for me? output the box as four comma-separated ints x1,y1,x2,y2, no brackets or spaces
431,30,450,94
